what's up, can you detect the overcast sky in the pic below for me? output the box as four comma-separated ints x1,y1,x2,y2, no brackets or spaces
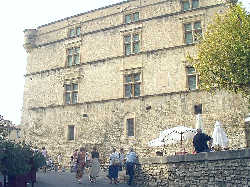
0,0,249,126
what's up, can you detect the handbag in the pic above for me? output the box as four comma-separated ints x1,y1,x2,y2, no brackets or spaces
113,158,121,166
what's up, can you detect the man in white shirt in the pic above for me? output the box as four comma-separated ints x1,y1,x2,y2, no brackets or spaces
125,148,137,186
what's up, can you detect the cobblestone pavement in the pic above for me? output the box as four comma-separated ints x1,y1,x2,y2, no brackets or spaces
33,170,132,187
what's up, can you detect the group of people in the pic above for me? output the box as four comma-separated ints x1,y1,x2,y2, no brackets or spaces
107,147,137,186
71,147,100,184
70,146,137,185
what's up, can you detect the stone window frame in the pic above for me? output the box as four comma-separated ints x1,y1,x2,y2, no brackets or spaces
124,12,140,24
66,46,80,67
186,66,199,90
183,21,202,44
64,80,79,105
67,125,75,141
124,113,136,138
181,0,199,11
123,32,141,56
68,26,81,38
123,69,142,98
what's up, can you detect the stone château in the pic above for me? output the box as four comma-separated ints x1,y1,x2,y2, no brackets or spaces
21,0,249,164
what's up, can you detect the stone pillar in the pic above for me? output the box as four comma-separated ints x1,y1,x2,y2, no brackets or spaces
245,113,250,147
23,29,37,53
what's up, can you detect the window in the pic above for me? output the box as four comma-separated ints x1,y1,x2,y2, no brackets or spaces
124,73,141,98
194,104,202,114
68,26,81,37
182,0,199,11
67,47,80,67
186,66,198,90
124,33,140,55
64,83,78,104
127,118,135,137
68,125,75,140
184,21,202,44
125,12,139,24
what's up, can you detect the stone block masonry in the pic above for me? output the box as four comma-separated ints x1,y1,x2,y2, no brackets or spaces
135,149,250,187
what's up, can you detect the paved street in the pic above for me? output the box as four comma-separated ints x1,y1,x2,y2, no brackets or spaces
33,170,131,187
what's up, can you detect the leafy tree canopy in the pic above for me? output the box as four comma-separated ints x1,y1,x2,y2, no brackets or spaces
188,3,250,101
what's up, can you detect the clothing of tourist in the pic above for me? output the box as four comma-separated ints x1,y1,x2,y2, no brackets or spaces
193,129,213,153
89,147,100,183
75,148,86,183
126,148,137,186
107,148,119,184
118,148,125,171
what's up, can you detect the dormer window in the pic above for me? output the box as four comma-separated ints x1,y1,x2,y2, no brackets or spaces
125,12,139,24
182,0,199,11
68,26,81,38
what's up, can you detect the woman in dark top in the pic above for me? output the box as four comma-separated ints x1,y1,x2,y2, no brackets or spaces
89,147,100,183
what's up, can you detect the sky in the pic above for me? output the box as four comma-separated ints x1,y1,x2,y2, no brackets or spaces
0,0,249,126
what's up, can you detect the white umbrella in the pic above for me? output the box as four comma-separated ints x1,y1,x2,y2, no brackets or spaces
160,126,197,146
212,121,229,148
195,114,203,131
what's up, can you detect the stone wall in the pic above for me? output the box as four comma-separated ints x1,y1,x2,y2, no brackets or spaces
135,149,250,187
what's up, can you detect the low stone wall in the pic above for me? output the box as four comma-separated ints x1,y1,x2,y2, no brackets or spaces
135,149,250,187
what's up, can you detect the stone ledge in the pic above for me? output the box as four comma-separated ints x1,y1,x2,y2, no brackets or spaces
140,148,250,164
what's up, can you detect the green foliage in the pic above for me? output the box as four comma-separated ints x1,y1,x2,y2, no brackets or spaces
188,4,250,101
0,138,46,176
33,151,46,170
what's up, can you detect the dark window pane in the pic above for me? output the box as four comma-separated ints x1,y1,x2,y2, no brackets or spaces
194,22,201,29
68,126,74,140
127,118,134,137
125,44,131,55
184,23,192,31
133,12,139,22
72,92,78,104
188,75,197,90
74,54,80,64
192,0,199,9
185,32,193,44
134,84,140,96
65,93,71,104
73,84,78,91
183,1,190,11
187,67,195,74
124,35,131,43
133,34,139,41
134,73,140,82
133,42,140,53
68,49,73,55
125,14,132,23
69,29,75,37
75,47,80,53
76,27,81,36
125,75,132,83
125,84,132,97
68,56,73,66
65,85,71,91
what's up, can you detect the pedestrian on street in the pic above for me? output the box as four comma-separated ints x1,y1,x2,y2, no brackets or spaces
126,147,137,186
89,146,100,183
57,153,63,172
75,147,86,184
107,148,119,184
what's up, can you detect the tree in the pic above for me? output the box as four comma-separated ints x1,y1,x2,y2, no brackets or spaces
188,4,250,101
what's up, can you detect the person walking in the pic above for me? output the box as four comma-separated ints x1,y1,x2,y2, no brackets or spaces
89,146,100,183
75,147,86,184
107,148,119,184
126,148,137,186
57,153,62,172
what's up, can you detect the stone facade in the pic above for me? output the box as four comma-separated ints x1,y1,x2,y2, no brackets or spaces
135,149,250,187
21,0,249,166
